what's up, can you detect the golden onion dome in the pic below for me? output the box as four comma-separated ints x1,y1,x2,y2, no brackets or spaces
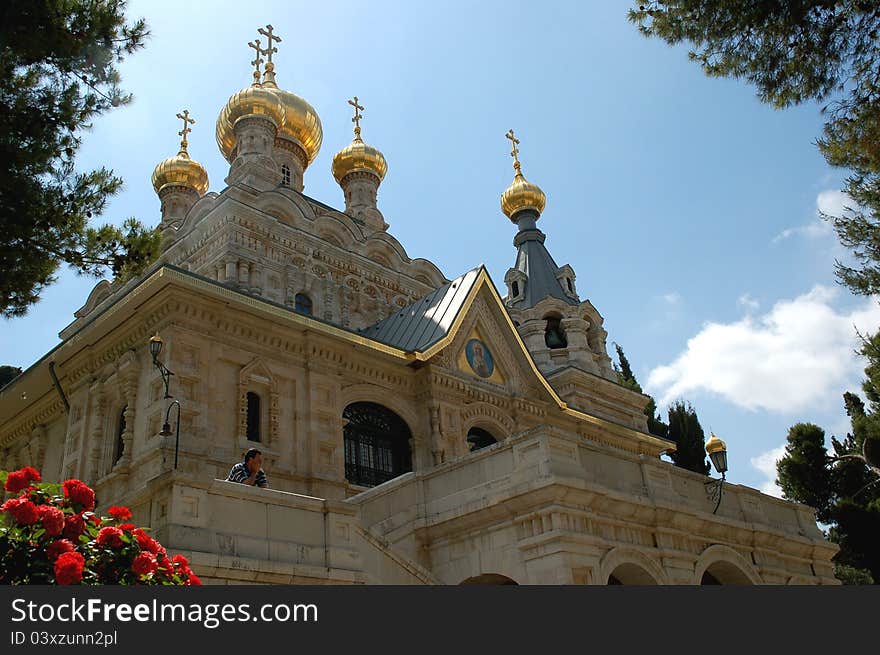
501,170,546,220
151,150,209,196
332,135,387,183
268,86,323,164
705,433,727,455
216,84,285,162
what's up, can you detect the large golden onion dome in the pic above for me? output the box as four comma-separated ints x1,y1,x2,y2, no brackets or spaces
215,84,285,162
501,171,546,219
269,85,323,164
332,136,387,183
500,129,546,220
151,151,209,196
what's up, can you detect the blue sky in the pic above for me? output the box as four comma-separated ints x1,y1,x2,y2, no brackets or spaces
3,1,877,495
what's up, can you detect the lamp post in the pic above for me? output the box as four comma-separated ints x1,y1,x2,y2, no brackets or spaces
150,333,181,469
704,433,728,514
159,400,181,469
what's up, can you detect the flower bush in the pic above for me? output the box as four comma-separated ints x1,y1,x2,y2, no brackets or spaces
0,468,200,585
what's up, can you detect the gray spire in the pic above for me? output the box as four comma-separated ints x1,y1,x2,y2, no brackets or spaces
505,209,578,308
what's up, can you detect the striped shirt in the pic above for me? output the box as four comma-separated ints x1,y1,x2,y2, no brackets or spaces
226,461,268,488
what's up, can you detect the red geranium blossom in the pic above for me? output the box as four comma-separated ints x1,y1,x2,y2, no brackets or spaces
61,479,95,511
134,530,160,555
62,513,86,541
46,539,76,561
96,526,124,548
1,496,38,525
118,523,135,531
185,572,202,586
132,552,158,577
3,466,41,494
54,551,85,585
37,505,65,537
107,506,132,521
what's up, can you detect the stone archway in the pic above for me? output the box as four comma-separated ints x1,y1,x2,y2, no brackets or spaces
694,545,761,585
460,574,519,585
598,547,667,585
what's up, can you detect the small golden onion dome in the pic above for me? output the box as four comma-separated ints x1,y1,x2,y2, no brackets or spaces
501,171,546,220
269,86,323,164
151,151,209,196
215,85,285,162
705,432,727,455
332,136,387,183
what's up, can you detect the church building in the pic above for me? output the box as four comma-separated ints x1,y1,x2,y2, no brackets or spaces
0,26,838,584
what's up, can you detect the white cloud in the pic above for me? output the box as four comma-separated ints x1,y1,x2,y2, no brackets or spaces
658,292,681,306
771,189,853,244
738,293,759,312
750,444,786,498
646,285,880,413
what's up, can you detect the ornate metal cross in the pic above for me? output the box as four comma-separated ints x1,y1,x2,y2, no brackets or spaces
176,109,195,153
505,129,521,172
348,96,364,138
248,38,263,84
257,25,282,65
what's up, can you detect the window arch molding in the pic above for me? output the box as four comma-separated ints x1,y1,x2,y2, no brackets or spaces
238,358,279,449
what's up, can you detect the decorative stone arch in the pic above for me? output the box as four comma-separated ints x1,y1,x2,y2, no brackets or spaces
313,213,359,250
337,383,421,435
579,299,607,354
254,188,318,224
74,280,113,319
238,358,280,451
367,230,412,263
461,403,515,439
694,545,762,585
460,574,519,585
410,258,446,288
365,240,400,270
173,192,219,234
598,547,668,585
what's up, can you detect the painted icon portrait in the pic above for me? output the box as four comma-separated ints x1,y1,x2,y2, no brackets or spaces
465,338,494,378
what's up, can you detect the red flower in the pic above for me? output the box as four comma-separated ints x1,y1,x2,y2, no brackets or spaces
107,506,132,521
20,467,40,483
118,523,135,531
134,530,160,555
38,505,65,537
46,539,76,561
171,554,189,568
185,572,202,586
89,514,102,526
62,479,95,511
2,497,38,525
96,526,124,549
54,551,85,585
62,513,86,541
4,471,28,494
132,552,158,577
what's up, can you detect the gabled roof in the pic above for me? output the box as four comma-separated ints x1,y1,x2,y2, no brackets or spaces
361,267,481,352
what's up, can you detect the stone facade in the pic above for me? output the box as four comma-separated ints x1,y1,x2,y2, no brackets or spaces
0,54,839,584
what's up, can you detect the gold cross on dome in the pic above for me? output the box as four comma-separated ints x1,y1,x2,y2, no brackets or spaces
505,129,522,173
176,109,195,153
248,38,263,84
257,25,282,65
348,96,364,138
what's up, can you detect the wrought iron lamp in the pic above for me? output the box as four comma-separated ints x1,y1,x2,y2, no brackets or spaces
150,333,181,469
149,333,174,399
704,433,728,514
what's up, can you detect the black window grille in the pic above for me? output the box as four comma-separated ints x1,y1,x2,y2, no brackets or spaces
466,426,497,452
281,164,291,187
246,392,261,442
343,402,412,487
114,405,127,463
295,293,313,315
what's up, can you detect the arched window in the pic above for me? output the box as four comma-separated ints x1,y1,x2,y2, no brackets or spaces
566,278,573,293
246,392,261,442
281,164,291,187
511,280,519,297
544,316,567,349
114,405,127,464
295,293,313,315
343,402,412,487
466,427,497,452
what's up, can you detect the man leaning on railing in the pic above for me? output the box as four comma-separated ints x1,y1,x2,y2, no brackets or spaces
226,448,269,488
